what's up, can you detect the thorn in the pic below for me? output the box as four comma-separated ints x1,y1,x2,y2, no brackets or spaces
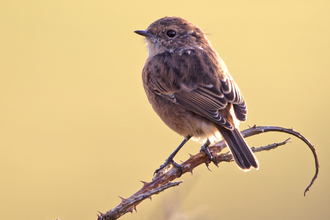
190,169,194,175
119,196,127,203
127,206,134,213
149,196,152,201
97,211,105,220
134,205,138,212
140,180,149,187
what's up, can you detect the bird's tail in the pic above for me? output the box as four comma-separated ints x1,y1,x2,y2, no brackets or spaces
218,126,259,170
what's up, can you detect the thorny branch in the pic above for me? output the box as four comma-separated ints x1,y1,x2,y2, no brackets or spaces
98,125,319,220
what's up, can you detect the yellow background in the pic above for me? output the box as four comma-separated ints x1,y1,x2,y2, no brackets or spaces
1,1,329,219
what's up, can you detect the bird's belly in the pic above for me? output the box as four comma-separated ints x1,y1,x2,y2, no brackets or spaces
150,94,221,144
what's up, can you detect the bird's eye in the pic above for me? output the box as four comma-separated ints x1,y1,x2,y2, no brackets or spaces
166,30,176,38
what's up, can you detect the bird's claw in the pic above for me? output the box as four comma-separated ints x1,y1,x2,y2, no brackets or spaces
200,143,218,168
154,159,183,177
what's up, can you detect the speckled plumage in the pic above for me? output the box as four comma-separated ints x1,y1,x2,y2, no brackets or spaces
136,17,258,170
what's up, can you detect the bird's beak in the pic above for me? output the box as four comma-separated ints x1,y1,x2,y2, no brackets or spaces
134,30,153,38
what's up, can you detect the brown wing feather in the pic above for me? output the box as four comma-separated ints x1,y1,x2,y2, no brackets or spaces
174,86,233,129
148,48,247,128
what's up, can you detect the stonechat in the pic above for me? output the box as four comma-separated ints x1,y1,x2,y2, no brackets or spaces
135,17,258,175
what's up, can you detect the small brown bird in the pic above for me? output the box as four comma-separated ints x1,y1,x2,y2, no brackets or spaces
135,17,258,175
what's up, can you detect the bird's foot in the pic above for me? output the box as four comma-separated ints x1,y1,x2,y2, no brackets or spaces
200,141,218,168
154,159,183,177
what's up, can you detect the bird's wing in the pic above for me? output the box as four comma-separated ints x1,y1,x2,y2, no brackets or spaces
148,49,247,130
152,79,246,130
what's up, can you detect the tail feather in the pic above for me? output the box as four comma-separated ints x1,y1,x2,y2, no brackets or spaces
218,126,258,170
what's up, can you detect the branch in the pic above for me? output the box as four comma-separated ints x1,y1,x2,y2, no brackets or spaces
240,125,319,196
98,125,319,220
98,181,183,220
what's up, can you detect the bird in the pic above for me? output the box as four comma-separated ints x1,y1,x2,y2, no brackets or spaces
134,16,258,175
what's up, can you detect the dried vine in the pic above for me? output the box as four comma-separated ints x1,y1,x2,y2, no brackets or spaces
97,125,319,220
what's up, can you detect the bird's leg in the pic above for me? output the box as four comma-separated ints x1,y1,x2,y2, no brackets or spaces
200,139,218,168
154,135,192,177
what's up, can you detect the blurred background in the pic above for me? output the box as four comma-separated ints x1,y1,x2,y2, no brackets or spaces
1,1,329,219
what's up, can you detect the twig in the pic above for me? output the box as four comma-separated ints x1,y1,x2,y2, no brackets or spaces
240,125,319,196
98,181,182,220
98,125,319,220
